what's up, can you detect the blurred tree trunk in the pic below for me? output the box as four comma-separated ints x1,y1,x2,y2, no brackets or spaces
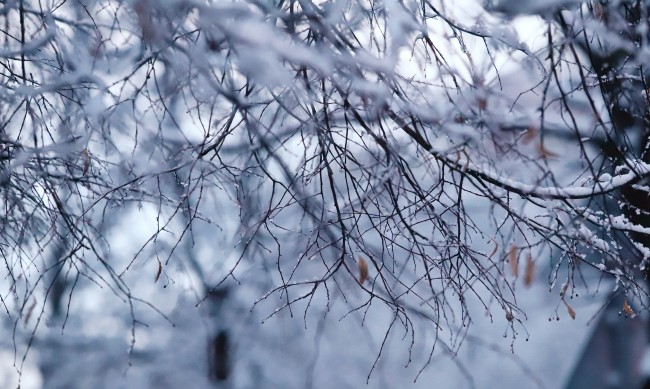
559,2,650,386
560,0,650,291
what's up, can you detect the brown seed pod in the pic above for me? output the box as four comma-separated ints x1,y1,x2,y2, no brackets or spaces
566,304,576,320
508,245,519,277
521,127,538,144
563,299,576,320
82,149,91,175
524,252,535,287
537,141,559,159
155,259,163,282
358,256,369,285
488,241,499,258
623,299,635,317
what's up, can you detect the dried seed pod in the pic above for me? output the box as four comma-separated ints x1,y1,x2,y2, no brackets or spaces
358,256,368,285
477,98,487,110
82,149,91,175
537,141,558,159
593,2,603,19
154,259,163,282
508,245,519,277
488,242,499,258
521,127,538,144
524,253,535,287
563,299,576,320
560,281,569,298
566,304,576,320
623,299,635,317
